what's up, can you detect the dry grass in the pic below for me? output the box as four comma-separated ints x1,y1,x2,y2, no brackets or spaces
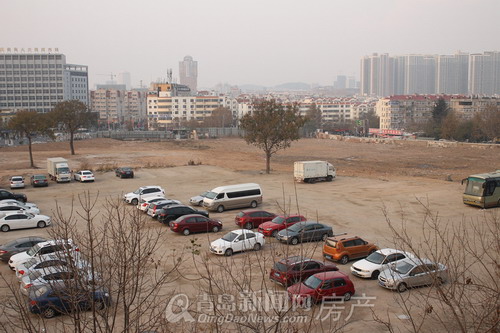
95,163,118,172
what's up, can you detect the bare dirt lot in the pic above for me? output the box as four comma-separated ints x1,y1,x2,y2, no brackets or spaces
0,137,498,332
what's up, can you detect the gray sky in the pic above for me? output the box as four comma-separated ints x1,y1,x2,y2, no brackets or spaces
2,0,499,89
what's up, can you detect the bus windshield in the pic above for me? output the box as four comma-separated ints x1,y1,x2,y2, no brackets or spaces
464,178,485,196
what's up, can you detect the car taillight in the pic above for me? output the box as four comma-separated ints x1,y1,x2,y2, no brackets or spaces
0,250,7,254
75,248,80,252
30,300,37,306
24,283,33,289
19,270,25,275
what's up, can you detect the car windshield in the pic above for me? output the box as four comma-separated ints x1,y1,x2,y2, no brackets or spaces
12,177,23,181
57,167,70,174
464,178,485,196
287,223,304,232
200,191,209,197
34,175,46,180
27,243,41,256
236,212,245,217
204,191,217,200
325,239,338,248
272,216,285,224
222,232,239,242
25,258,39,269
303,275,323,289
273,262,288,272
83,171,92,175
365,251,386,264
393,261,415,275
122,168,132,171
133,189,142,194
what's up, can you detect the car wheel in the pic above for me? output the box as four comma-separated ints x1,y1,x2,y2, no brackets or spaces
371,270,380,280
183,229,190,236
250,200,257,208
198,200,203,206
217,205,224,213
0,225,10,232
94,300,106,310
340,255,349,265
321,233,328,241
291,237,299,245
131,198,138,206
253,243,262,251
327,175,333,182
272,230,278,238
42,307,57,319
212,226,219,233
245,222,253,230
224,248,233,256
397,283,408,293
343,292,352,301
37,221,46,228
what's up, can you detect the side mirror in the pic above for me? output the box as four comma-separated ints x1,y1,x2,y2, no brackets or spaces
461,178,467,185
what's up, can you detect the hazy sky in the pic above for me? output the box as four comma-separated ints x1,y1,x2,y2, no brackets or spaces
2,0,499,89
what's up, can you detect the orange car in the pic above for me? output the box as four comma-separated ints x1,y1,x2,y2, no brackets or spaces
323,236,378,265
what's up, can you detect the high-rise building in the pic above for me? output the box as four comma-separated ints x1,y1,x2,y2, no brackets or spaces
469,51,500,95
436,52,469,94
117,72,132,90
179,56,198,94
0,49,88,113
404,55,436,95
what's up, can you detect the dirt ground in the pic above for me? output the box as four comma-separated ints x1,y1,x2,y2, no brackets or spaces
0,137,498,332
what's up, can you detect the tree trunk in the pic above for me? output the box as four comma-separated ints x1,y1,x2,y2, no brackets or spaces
28,136,35,168
70,131,75,155
265,151,271,174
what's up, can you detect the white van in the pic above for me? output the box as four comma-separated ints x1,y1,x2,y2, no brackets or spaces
203,183,262,213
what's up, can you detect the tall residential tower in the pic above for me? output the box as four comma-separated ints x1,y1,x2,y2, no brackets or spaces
179,55,198,94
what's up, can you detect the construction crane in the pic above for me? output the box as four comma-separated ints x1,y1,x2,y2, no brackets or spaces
97,73,117,82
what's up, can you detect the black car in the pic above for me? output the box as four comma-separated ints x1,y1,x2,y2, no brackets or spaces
276,221,333,245
0,189,27,203
0,236,47,262
30,174,49,187
158,205,209,224
115,167,134,178
28,283,111,318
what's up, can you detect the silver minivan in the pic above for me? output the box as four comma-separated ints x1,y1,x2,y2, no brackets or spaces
203,183,262,213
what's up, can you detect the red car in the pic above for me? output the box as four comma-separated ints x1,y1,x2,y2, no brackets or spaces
170,214,222,236
287,271,355,305
270,256,338,287
234,210,276,229
258,215,306,237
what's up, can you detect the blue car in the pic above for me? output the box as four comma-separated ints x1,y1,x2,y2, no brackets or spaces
28,283,111,318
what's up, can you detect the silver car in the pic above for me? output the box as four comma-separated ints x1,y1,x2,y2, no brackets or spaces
378,258,448,292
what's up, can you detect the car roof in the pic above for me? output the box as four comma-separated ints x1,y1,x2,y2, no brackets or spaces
376,248,407,255
32,174,47,177
327,235,361,242
229,229,255,235
11,176,23,179
35,239,74,248
279,256,315,265
240,209,271,214
139,185,162,190
162,204,188,209
313,271,348,280
79,170,93,173
178,214,208,219
275,214,303,218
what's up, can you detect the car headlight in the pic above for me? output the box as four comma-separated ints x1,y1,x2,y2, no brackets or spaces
265,228,273,231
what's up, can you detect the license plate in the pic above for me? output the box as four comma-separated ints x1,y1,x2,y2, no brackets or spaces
325,255,332,260
274,272,280,277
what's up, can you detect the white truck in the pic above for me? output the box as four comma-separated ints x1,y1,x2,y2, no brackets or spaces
47,158,71,183
294,161,336,183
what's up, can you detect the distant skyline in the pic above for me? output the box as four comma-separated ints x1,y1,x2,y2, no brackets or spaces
2,0,499,89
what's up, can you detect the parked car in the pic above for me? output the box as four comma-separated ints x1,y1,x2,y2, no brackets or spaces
170,214,222,235
276,221,333,245
235,210,277,229
350,248,415,280
137,197,167,212
378,258,448,292
9,239,78,271
146,200,182,218
28,283,111,318
189,191,209,206
73,170,95,182
10,176,25,189
210,229,265,256
16,253,84,279
0,203,40,215
257,214,307,237
0,189,27,203
115,167,134,179
323,235,379,264
124,186,165,205
287,271,355,305
270,256,338,287
0,199,37,209
0,211,51,232
158,204,208,224
0,236,47,262
30,174,49,187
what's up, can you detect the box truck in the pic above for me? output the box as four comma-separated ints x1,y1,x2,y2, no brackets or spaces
47,158,71,183
294,161,336,183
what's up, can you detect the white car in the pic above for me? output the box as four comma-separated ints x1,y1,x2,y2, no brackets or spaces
10,176,25,189
74,170,95,182
15,252,83,279
124,186,165,205
0,202,40,215
137,197,167,212
350,248,415,279
189,191,209,206
9,239,77,271
210,229,265,256
0,199,38,209
0,211,51,232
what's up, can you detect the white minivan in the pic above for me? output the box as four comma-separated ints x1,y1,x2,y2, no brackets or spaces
203,183,262,213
